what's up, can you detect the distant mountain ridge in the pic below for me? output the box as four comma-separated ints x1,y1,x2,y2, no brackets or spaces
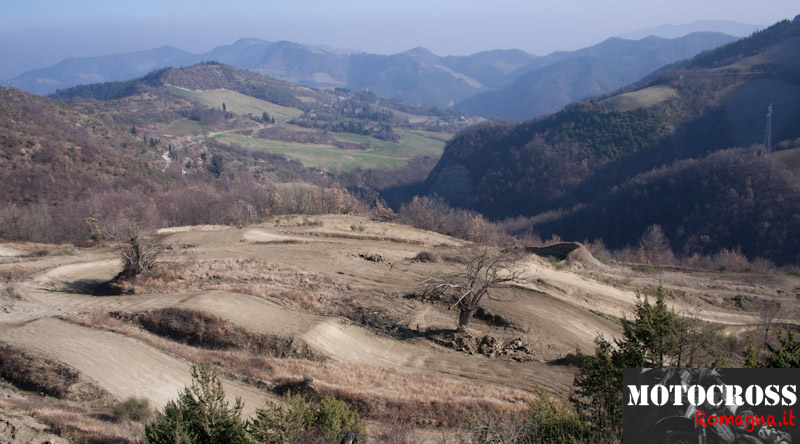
455,32,739,121
6,38,537,107
7,31,735,112
618,20,763,40
7,46,198,95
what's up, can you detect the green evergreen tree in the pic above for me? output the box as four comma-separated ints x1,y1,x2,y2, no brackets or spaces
210,154,224,178
143,401,195,444
621,285,675,367
249,392,309,444
744,335,761,368
571,285,679,441
310,395,363,443
766,328,800,368
570,338,623,440
248,391,363,444
143,362,250,444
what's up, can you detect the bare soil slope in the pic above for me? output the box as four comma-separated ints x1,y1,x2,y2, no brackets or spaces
1,214,797,432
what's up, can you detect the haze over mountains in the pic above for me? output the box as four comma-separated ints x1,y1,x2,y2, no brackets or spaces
8,30,739,119
617,19,762,40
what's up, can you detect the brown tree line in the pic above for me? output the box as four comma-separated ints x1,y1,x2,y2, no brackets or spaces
534,147,800,265
0,181,362,246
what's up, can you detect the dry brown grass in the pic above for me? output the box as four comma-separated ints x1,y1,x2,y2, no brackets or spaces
12,242,78,257
66,312,532,426
34,407,143,444
0,379,140,444
0,265,33,283
132,259,359,314
0,343,79,398
134,307,321,360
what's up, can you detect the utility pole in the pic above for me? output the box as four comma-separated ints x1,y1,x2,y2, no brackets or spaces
246,139,254,169
761,103,773,156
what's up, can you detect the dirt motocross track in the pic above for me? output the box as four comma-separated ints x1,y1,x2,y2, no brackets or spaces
1,215,797,422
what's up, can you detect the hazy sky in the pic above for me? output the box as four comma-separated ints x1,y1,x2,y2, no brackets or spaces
1,0,797,80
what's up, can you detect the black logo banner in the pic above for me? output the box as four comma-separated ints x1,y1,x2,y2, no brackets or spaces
624,368,797,444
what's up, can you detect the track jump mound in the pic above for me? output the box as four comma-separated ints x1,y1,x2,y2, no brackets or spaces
526,242,602,270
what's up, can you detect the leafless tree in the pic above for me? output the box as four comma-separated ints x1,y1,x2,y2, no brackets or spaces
119,234,162,277
423,247,526,331
104,223,163,279
759,300,782,351
637,224,674,266
466,412,530,444
673,307,724,367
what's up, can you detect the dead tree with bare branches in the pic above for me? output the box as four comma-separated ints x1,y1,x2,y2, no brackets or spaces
423,247,526,331
759,300,782,352
104,223,163,279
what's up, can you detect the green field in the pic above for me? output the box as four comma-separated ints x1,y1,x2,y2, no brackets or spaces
162,118,208,136
166,86,304,122
406,129,453,142
214,128,446,172
331,129,445,158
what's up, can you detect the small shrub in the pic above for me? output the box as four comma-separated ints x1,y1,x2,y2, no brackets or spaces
249,392,364,444
520,396,592,443
350,224,365,232
299,218,322,227
32,247,51,256
358,253,383,262
549,256,566,270
249,392,309,444
462,396,589,443
311,395,364,443
113,396,152,422
473,307,512,328
413,251,439,263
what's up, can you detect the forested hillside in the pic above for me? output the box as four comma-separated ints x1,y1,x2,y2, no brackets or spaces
0,85,359,245
419,15,800,264
538,147,800,264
